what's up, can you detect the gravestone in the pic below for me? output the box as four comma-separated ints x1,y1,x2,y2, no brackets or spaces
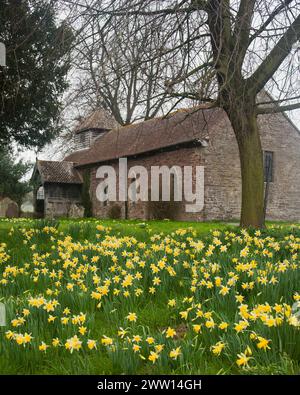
0,197,19,217
68,203,84,218
6,202,19,218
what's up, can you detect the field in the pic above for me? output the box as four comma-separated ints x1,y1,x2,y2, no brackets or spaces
0,218,299,375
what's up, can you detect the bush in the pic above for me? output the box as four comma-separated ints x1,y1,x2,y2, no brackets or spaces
146,200,181,220
108,204,122,219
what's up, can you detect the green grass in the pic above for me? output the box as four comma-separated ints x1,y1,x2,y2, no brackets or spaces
0,218,299,375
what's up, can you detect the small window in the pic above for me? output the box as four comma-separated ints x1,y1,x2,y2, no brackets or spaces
264,151,274,182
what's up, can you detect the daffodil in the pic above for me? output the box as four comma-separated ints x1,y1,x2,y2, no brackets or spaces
211,341,226,356
39,342,48,352
79,326,87,335
169,347,181,360
118,328,127,338
101,336,113,346
65,335,82,353
256,336,271,351
52,338,60,347
219,322,229,330
132,344,141,352
148,351,159,363
168,299,176,307
126,312,137,322
154,344,164,353
236,352,251,367
193,324,202,334
166,327,176,338
87,339,97,350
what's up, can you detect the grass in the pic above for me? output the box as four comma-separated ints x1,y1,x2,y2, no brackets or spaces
0,218,299,375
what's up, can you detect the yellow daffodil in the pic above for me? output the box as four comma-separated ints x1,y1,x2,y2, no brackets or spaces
126,312,137,322
169,347,181,360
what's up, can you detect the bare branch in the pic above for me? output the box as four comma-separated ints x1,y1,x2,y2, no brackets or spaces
249,0,294,43
257,102,300,114
247,13,300,94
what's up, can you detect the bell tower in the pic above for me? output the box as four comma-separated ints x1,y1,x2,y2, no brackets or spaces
73,109,119,151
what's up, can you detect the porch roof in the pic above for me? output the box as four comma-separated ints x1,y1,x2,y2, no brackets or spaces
33,160,83,184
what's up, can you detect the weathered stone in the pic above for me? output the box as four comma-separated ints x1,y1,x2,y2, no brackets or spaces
68,203,84,218
6,202,19,218
0,197,19,218
31,104,300,221
85,110,300,222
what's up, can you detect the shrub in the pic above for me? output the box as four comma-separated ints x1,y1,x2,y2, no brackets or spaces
146,200,181,220
108,204,122,219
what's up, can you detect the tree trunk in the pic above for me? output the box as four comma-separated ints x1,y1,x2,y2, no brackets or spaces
227,107,265,228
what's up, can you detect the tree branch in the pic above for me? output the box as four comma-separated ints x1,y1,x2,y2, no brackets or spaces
165,61,213,88
249,0,294,44
257,102,300,114
247,13,300,94
62,0,207,17
232,0,256,67
257,94,300,106
170,91,216,102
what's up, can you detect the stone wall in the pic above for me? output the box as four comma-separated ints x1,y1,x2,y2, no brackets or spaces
44,183,83,218
90,162,126,219
87,111,300,222
201,111,300,222
259,113,300,221
89,147,206,221
201,115,242,221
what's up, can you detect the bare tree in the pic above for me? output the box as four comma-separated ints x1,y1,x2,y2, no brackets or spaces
67,5,204,124
62,0,300,228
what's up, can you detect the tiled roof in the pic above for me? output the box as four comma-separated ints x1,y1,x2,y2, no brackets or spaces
63,149,89,163
36,160,83,184
73,106,222,167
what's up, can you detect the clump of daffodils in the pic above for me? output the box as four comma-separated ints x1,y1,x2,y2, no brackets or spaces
1,223,299,373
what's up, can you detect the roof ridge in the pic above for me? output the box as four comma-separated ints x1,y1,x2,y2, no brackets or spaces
114,104,214,131
38,159,76,164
